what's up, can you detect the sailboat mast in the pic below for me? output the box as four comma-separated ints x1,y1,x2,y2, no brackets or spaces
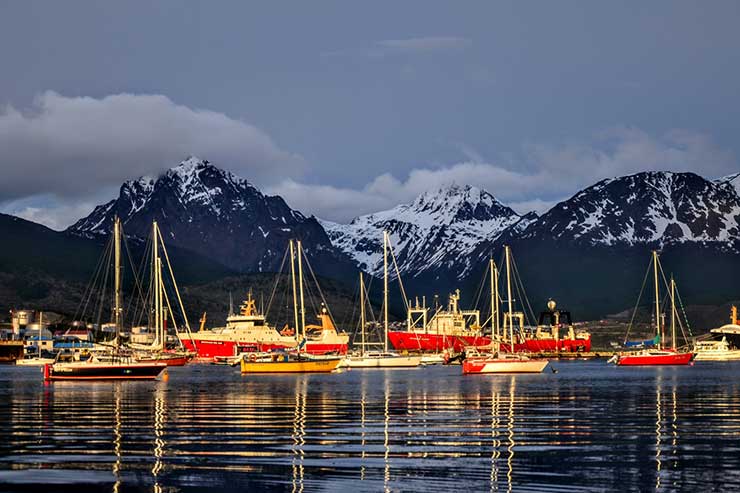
490,259,499,340
297,240,306,344
38,311,43,358
670,276,676,350
153,221,161,349
114,216,122,346
653,251,661,349
383,230,389,353
289,240,300,335
360,271,366,357
505,246,514,351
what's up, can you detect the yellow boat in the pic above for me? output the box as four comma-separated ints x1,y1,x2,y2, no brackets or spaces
240,353,342,373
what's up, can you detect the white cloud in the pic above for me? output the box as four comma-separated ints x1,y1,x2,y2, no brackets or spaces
272,127,738,223
2,195,106,231
0,91,305,204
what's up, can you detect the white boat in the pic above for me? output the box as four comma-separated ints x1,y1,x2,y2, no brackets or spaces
17,311,56,366
462,250,548,375
343,259,421,369
694,337,740,361
420,353,447,365
344,351,421,368
17,356,56,366
463,352,548,374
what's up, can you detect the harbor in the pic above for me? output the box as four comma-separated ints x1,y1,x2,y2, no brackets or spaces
2,360,740,492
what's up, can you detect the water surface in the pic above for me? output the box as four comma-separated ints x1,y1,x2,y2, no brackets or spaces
1,361,740,492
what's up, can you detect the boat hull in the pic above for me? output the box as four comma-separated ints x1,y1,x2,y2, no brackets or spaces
616,352,694,366
182,339,347,360
462,358,549,374
44,362,167,381
343,355,422,368
240,357,342,373
135,353,192,366
388,331,591,353
693,351,740,361
388,332,490,352
16,357,56,366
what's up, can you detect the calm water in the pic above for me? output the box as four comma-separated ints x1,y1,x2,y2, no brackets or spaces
1,361,740,492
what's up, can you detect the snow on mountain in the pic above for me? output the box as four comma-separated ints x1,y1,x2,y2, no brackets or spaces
520,171,740,247
716,172,740,197
68,157,348,274
321,184,527,279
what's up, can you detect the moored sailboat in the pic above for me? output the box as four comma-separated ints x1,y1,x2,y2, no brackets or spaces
343,232,421,369
130,221,194,367
613,252,694,367
45,217,166,381
462,249,548,375
240,240,342,373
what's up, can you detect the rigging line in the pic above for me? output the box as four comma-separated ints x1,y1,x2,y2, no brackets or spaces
265,246,290,319
129,237,152,327
472,259,490,314
122,234,148,327
302,248,338,329
624,256,654,344
94,239,114,336
387,238,410,312
674,287,693,339
510,253,536,326
156,226,194,337
76,238,109,323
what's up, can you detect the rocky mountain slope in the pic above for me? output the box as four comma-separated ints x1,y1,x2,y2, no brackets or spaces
321,184,532,281
68,157,355,277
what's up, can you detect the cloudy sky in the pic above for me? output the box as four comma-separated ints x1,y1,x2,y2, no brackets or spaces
1,1,739,229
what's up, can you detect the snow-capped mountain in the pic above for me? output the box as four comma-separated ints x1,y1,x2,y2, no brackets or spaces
68,157,352,274
321,184,528,280
517,171,740,248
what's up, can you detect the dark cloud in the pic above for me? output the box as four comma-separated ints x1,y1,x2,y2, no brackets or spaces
0,92,305,203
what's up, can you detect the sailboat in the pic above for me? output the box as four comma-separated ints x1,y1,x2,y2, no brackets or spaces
240,240,343,373
462,248,548,374
44,217,167,381
613,251,694,366
343,232,421,368
131,221,194,366
16,312,55,366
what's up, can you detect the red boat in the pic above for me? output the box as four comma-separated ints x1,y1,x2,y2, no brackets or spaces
182,294,348,360
499,300,591,353
612,251,695,367
388,290,490,352
616,349,694,366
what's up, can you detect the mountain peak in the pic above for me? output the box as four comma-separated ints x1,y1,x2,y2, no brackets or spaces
522,170,740,247
322,183,523,279
68,157,349,274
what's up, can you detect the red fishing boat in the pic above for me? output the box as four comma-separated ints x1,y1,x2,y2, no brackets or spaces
388,290,490,352
183,240,349,360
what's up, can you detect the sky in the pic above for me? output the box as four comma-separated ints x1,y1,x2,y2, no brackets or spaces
1,1,739,229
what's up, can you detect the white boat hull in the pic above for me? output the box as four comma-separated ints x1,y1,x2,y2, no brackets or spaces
693,351,740,361
343,354,422,368
16,357,56,366
463,357,548,374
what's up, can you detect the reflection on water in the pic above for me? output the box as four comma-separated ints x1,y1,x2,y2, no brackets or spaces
2,362,740,492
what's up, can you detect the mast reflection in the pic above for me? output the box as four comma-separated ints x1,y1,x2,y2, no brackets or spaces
152,385,166,493
291,376,307,493
506,378,515,493
113,386,122,493
384,376,391,492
